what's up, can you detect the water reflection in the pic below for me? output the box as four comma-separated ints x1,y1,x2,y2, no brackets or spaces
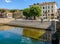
0,25,51,44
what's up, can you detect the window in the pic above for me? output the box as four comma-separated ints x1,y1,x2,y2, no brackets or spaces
44,17,46,19
45,10,47,13
51,6,53,8
48,10,50,12
43,7,45,9
48,6,50,9
51,14,54,16
46,6,47,9
52,10,53,12
43,14,44,16
43,11,44,13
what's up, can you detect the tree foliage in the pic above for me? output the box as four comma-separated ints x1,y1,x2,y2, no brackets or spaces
23,8,31,19
30,5,42,19
0,9,5,13
30,5,42,17
23,5,42,20
10,10,16,13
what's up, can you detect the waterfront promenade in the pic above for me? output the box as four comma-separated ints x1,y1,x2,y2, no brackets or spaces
0,18,56,30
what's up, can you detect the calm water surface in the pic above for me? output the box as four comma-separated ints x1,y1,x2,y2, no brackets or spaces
0,25,51,44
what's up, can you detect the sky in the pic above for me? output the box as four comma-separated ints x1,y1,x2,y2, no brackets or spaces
0,0,60,10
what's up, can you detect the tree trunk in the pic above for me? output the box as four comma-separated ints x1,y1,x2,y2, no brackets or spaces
34,16,36,20
26,17,28,19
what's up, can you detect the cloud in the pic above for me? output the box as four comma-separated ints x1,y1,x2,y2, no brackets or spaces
5,0,12,3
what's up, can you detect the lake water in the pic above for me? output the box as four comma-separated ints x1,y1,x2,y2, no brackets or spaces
0,25,52,44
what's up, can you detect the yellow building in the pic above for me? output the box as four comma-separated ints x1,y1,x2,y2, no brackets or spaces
39,2,58,19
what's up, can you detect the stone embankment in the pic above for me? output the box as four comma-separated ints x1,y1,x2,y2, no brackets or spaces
0,18,55,29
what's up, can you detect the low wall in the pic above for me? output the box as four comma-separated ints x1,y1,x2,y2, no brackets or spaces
0,18,14,24
0,18,55,29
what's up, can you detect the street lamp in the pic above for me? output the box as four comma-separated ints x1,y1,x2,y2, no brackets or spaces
45,11,47,19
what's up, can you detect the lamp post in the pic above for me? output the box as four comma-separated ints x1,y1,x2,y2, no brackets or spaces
45,11,47,19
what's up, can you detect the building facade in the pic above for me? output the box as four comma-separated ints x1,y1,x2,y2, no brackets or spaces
6,12,13,18
58,8,60,16
36,2,58,19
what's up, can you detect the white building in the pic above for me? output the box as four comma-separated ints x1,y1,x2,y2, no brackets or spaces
6,12,13,18
34,2,57,19
39,2,58,19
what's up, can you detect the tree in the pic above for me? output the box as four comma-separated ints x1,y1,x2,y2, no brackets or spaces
10,10,16,13
30,5,42,20
0,9,6,18
0,9,5,13
23,8,31,19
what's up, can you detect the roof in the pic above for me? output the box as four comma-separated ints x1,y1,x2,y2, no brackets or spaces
39,2,57,5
